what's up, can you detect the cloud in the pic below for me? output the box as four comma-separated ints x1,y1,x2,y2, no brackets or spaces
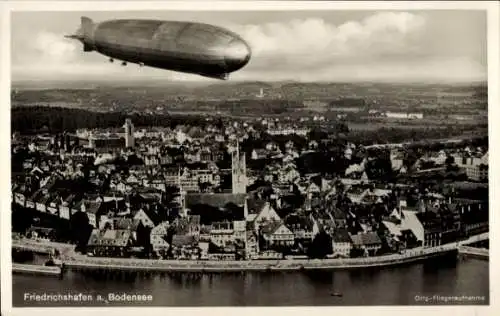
230,12,427,71
33,31,79,64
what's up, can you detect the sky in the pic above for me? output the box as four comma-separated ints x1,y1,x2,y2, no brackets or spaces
11,10,487,83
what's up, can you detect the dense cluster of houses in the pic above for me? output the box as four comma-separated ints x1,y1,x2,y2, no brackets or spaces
11,119,489,260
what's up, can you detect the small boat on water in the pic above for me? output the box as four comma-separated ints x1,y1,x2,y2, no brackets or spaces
330,292,343,297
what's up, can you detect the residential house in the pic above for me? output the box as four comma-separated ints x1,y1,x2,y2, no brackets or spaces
251,149,268,160
210,221,235,248
245,224,260,259
285,214,319,241
250,201,281,231
59,194,75,220
72,200,103,228
112,218,141,241
46,196,60,216
87,229,133,257
150,221,170,256
278,164,300,183
110,180,131,193
133,208,161,228
35,193,50,213
451,199,488,237
144,154,160,166
233,220,246,242
454,151,488,182
331,208,348,228
145,176,167,192
331,228,353,258
390,150,404,172
351,232,382,256
25,193,36,209
170,234,197,260
260,221,295,247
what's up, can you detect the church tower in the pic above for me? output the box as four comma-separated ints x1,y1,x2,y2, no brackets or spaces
123,118,135,148
232,142,247,194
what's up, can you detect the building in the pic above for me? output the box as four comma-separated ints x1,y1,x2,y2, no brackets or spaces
454,152,488,182
232,143,247,194
124,118,135,148
150,222,170,256
245,229,260,259
385,112,424,119
88,133,125,153
266,127,309,136
260,221,295,247
210,221,235,248
351,232,382,256
87,229,133,257
331,228,353,258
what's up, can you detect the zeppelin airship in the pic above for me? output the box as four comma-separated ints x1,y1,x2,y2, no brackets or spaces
65,17,251,80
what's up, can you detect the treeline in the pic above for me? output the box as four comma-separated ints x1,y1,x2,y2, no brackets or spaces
329,98,366,108
11,106,211,134
344,127,488,146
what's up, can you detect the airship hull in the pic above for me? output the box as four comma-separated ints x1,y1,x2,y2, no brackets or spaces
68,18,251,80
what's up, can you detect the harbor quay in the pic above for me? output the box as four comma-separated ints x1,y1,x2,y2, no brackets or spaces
34,232,486,273
457,245,489,261
65,250,453,273
12,233,489,273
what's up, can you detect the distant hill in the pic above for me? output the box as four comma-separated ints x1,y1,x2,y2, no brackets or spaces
12,78,487,91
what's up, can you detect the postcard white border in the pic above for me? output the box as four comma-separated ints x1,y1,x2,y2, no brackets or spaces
1,1,498,316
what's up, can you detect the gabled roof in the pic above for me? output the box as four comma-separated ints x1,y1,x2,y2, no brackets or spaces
36,194,51,205
332,208,347,220
140,208,162,226
285,214,314,231
88,229,131,247
113,217,141,231
332,228,352,243
86,201,102,214
351,232,382,246
247,198,267,214
260,221,284,235
186,193,246,209
171,234,195,247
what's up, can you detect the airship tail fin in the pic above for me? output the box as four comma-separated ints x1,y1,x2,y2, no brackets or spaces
80,16,95,52
65,16,96,52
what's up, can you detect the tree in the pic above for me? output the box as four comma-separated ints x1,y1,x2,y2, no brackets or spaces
69,211,93,253
136,222,152,258
307,231,333,259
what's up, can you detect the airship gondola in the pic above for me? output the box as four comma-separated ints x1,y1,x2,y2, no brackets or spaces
66,17,251,80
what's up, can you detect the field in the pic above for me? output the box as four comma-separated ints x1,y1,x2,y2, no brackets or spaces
11,80,488,135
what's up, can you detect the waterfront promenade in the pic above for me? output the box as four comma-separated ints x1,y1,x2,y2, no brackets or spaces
12,233,488,272
65,233,488,272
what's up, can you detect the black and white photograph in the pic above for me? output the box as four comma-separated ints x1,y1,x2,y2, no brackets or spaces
2,0,498,313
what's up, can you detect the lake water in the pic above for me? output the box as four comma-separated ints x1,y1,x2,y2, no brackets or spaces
12,255,489,306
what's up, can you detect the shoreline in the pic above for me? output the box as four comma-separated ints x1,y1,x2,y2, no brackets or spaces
65,249,456,273
13,233,489,273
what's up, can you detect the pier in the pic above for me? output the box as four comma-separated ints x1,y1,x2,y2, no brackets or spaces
458,246,489,261
12,239,76,257
12,263,62,277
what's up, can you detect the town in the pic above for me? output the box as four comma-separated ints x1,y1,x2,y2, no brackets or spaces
11,114,489,262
